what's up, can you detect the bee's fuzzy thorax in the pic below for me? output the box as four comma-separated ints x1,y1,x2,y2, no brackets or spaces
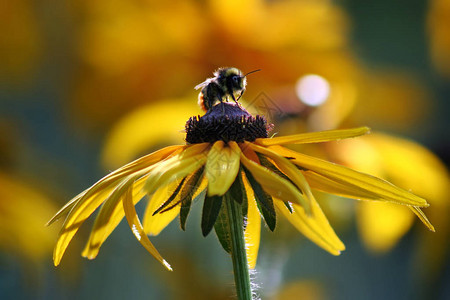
196,67,251,113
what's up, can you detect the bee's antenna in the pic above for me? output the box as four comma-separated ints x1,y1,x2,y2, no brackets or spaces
243,69,262,77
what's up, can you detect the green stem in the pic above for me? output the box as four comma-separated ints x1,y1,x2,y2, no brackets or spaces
225,192,252,300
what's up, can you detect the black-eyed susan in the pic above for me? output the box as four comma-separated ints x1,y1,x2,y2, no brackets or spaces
48,100,434,300
48,101,433,270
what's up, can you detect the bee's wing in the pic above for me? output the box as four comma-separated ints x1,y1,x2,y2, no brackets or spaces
194,78,213,90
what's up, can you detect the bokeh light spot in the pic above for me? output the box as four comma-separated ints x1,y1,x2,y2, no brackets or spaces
295,74,330,106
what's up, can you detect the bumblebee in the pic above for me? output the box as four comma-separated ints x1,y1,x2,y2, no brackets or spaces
195,67,261,112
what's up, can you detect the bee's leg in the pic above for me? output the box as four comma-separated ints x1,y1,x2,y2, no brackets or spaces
232,92,244,110
217,93,225,114
207,98,214,111
236,89,245,101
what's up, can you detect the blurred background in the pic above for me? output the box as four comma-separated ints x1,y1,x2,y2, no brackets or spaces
1,0,449,299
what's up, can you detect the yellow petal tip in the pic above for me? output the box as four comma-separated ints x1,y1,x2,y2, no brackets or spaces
45,218,58,227
53,257,61,267
333,245,346,255
424,220,436,232
82,253,97,260
163,260,173,271
206,189,220,197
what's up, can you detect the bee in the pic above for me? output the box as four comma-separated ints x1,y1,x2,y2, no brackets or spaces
195,67,261,112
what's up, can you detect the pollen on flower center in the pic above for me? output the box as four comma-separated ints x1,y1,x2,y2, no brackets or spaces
185,103,271,144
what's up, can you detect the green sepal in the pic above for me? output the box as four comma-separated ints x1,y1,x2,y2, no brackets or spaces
243,167,276,231
257,153,302,215
201,195,223,236
236,170,249,230
284,201,293,213
257,153,300,192
213,202,232,254
241,192,248,231
152,177,186,215
179,167,204,230
229,168,245,204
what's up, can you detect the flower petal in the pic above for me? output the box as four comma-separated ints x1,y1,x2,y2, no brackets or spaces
143,181,181,236
243,167,276,231
230,142,305,208
206,141,240,196
255,127,370,146
274,199,345,255
243,176,261,269
303,170,383,201
271,145,429,207
180,169,206,230
45,191,85,227
409,206,435,232
122,185,172,271
54,175,143,265
304,171,435,232
51,146,182,266
152,178,186,215
47,145,182,226
52,185,120,266
144,144,209,195
249,142,314,214
82,177,147,259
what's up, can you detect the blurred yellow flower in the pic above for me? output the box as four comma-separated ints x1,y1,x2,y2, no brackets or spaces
101,98,201,169
69,0,363,131
274,280,326,300
0,0,43,85
0,173,58,263
70,0,431,137
48,103,432,271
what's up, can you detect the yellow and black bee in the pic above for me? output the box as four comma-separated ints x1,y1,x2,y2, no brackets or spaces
195,67,261,112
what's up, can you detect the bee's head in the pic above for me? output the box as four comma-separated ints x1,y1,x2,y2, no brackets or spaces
225,68,246,91
217,67,261,94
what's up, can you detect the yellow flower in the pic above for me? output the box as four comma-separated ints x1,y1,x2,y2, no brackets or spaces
48,103,432,270
0,0,43,85
327,132,447,253
0,172,58,263
69,0,359,129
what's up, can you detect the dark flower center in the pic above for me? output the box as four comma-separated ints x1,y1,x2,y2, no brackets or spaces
185,103,271,144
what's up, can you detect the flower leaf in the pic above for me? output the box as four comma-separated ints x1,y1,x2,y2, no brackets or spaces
214,203,232,254
201,195,223,236
179,168,205,231
229,169,245,204
152,177,186,215
257,154,290,181
243,168,276,231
